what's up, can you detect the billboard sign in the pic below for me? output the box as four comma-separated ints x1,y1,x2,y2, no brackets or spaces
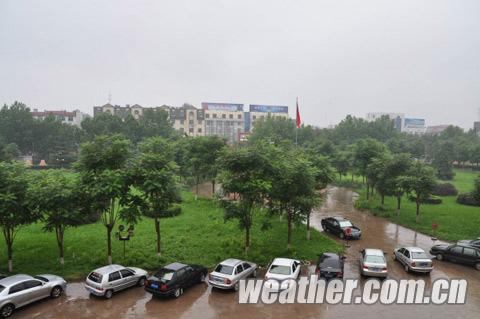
249,105,288,113
405,118,426,127
202,102,243,112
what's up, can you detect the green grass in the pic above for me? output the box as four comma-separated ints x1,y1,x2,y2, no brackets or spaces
355,169,480,242
0,191,341,280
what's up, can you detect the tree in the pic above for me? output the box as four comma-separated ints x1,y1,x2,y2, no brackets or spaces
130,137,181,257
431,140,455,180
218,144,274,253
0,162,38,271
366,154,391,208
0,141,20,161
0,102,35,154
385,153,413,215
138,108,175,138
187,136,226,198
401,162,436,223
331,150,350,180
76,135,137,264
30,170,89,265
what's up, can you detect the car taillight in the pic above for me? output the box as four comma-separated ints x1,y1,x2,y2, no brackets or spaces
362,265,369,270
382,267,387,271
411,262,416,267
224,278,231,285
336,272,343,278
160,283,168,291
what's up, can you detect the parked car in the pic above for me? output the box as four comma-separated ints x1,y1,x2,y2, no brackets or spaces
393,247,433,274
145,262,207,298
315,253,345,279
85,264,148,299
0,274,67,318
264,258,301,291
430,244,480,270
458,238,480,249
208,258,257,291
321,217,361,239
360,249,388,277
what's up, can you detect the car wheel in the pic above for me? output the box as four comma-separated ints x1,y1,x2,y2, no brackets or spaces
404,264,409,273
234,282,239,292
174,288,182,298
137,277,146,287
252,269,257,278
104,289,113,299
475,263,480,271
199,273,206,283
339,232,345,239
50,286,63,298
436,254,444,261
322,225,327,231
0,304,14,318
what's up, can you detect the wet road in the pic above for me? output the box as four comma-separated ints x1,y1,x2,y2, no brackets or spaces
14,187,480,318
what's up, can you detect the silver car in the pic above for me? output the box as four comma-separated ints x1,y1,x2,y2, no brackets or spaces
85,264,148,299
393,246,433,274
208,259,257,291
360,249,388,277
0,274,67,318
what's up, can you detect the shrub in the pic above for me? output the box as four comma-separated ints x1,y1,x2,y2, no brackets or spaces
432,183,458,196
162,205,182,217
456,193,480,207
408,195,442,205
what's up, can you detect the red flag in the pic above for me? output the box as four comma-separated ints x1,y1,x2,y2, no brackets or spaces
296,97,301,128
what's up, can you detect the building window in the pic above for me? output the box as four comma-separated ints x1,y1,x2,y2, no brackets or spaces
189,111,194,117
205,114,210,118
68,117,73,121
237,114,242,119
229,114,233,119
206,120,212,126
213,114,217,118
134,110,139,115
189,128,194,133
198,120,203,124
179,128,184,133
180,120,184,125
198,128,202,133
189,120,194,125
252,115,256,120
222,114,226,119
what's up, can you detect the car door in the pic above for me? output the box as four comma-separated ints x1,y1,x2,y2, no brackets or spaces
396,248,405,264
292,261,301,279
22,279,48,302
402,249,411,266
8,282,28,307
242,262,253,277
120,269,136,289
446,245,464,263
176,268,188,288
234,264,244,280
461,247,478,266
108,271,123,291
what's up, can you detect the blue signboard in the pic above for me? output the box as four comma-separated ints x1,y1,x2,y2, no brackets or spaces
202,102,244,112
249,105,288,113
405,118,425,127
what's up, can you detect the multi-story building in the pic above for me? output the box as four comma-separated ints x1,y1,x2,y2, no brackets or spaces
167,103,205,137
93,103,144,119
202,103,245,143
366,112,405,131
474,122,480,137
425,125,449,135
246,104,289,133
31,109,90,127
403,118,427,135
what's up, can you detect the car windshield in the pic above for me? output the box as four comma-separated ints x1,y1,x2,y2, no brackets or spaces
156,269,175,281
268,265,291,275
34,276,49,282
214,264,234,275
411,252,429,259
339,221,353,228
319,255,340,268
365,255,385,264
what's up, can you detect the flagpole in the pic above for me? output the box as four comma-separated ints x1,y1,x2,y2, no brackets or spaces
295,97,299,146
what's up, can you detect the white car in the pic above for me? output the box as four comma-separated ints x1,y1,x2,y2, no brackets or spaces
208,258,257,291
264,258,301,291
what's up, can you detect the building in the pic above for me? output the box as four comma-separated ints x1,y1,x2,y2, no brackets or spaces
474,122,480,137
366,112,405,131
247,105,289,132
403,118,426,135
168,104,205,137
31,109,90,127
202,102,245,143
425,125,449,135
93,103,145,119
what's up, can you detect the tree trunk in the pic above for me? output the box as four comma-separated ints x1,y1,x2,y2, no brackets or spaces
7,242,13,272
339,173,342,181
3,227,14,272
381,194,385,207
107,226,113,264
287,212,292,251
416,200,420,223
212,180,215,195
306,214,311,240
55,225,65,265
351,173,354,182
155,218,161,257
366,184,370,200
195,176,199,200
396,196,401,216
245,226,250,254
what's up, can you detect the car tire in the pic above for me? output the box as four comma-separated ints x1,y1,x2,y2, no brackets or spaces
475,263,480,271
50,286,63,298
174,288,182,298
436,254,444,261
252,269,257,278
322,225,327,231
137,277,146,287
104,289,113,299
234,282,239,292
0,304,14,318
404,264,409,273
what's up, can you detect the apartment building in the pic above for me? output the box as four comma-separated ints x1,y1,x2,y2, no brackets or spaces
93,103,144,119
202,103,245,143
168,104,205,137
31,109,90,127
247,104,289,132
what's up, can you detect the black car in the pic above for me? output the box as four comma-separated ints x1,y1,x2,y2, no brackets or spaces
321,217,361,239
458,238,480,249
315,253,345,279
430,244,480,270
145,262,208,298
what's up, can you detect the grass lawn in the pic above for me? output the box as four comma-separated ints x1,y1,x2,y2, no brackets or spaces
0,191,341,280
355,169,480,242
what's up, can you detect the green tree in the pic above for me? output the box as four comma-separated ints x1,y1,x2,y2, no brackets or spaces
30,170,89,265
0,102,35,154
385,153,413,214
218,144,274,253
0,141,20,161
331,150,350,180
130,137,181,257
76,135,137,264
0,162,38,271
366,154,392,208
353,138,388,198
431,140,455,180
401,162,436,223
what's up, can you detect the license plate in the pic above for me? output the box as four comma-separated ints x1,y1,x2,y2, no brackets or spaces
151,283,158,289
420,263,428,267
371,267,380,271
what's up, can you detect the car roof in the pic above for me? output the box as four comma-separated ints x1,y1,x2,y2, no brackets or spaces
403,247,425,252
364,249,384,256
164,262,188,271
93,264,124,275
271,258,298,266
332,216,348,221
220,259,243,267
321,252,340,258
0,274,35,287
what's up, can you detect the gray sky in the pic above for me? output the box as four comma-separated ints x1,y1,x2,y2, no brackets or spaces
1,0,479,128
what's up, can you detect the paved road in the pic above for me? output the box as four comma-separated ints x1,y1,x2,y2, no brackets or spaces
13,187,480,318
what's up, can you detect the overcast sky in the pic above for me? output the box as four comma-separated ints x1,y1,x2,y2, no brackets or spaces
1,0,479,128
